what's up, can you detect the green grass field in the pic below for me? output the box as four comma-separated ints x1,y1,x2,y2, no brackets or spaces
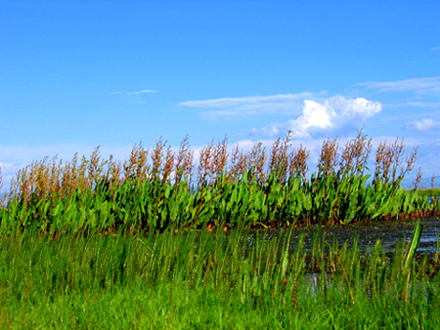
414,188,440,197
0,224,438,329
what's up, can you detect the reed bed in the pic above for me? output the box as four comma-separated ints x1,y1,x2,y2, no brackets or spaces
0,130,438,234
0,223,438,329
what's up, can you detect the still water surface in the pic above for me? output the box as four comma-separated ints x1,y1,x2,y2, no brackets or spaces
240,217,440,255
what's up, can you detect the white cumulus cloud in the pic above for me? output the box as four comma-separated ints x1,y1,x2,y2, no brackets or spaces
403,118,440,131
258,96,382,138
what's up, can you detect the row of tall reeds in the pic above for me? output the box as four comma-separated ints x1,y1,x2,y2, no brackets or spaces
0,130,438,234
0,223,438,328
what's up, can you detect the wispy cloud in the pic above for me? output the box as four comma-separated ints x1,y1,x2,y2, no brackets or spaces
178,92,322,116
432,47,440,51
415,87,440,95
256,96,382,138
403,118,440,131
357,76,440,93
109,90,158,95
126,90,158,95
407,101,440,108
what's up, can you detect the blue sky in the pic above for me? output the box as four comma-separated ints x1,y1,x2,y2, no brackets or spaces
1,1,440,189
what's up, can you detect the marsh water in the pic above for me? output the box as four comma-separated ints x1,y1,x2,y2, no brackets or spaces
240,217,440,256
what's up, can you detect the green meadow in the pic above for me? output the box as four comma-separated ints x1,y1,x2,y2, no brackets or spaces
413,188,440,197
0,223,439,329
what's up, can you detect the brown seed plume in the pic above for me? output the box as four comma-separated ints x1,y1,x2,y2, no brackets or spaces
318,137,339,177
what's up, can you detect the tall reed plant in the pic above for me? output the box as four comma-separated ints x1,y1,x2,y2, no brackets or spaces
1,130,437,234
